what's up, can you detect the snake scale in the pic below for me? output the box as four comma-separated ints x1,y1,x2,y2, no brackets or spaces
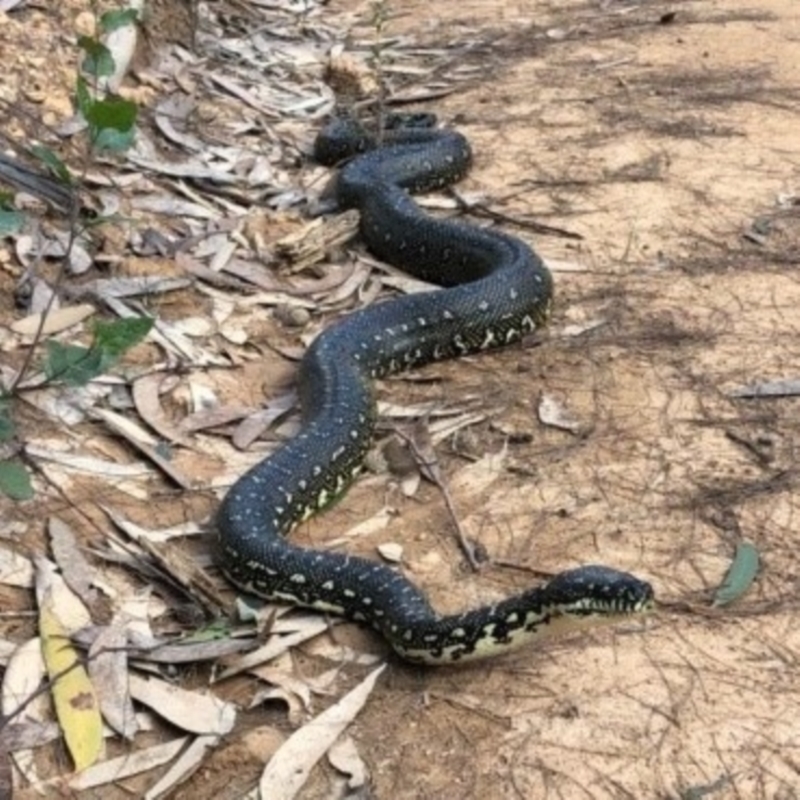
216,117,653,664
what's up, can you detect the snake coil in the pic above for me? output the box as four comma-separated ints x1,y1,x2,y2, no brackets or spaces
215,117,653,664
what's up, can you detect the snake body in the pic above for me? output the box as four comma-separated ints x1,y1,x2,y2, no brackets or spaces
216,119,653,664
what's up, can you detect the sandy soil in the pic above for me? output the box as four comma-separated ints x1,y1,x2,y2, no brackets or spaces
1,0,800,798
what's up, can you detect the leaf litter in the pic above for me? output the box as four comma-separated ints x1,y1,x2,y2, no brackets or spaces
0,0,548,795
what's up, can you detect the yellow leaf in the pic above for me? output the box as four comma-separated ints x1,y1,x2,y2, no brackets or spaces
39,590,103,772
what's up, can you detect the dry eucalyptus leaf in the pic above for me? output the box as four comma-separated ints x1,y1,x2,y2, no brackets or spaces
561,317,607,337
0,546,33,588
428,411,488,445
60,737,189,792
449,447,507,498
48,517,97,603
376,542,403,563
537,393,582,435
88,624,138,740
259,665,386,800
327,507,394,547
132,373,193,447
129,674,236,736
10,303,95,336
327,735,368,790
1,637,48,788
215,618,333,681
144,734,222,800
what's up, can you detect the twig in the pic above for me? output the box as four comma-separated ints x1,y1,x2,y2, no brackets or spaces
392,426,482,571
452,190,584,241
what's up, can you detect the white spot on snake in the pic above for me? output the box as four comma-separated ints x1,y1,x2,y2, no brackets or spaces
290,574,306,583
480,329,497,349
478,300,489,311
249,562,277,576
509,288,518,299
322,580,334,591
343,589,356,598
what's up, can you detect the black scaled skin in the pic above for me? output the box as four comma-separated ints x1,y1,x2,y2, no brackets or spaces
215,117,652,664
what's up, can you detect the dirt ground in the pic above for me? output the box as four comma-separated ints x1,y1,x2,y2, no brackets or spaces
1,0,800,798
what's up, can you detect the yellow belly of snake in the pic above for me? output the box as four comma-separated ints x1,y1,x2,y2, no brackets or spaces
215,119,653,664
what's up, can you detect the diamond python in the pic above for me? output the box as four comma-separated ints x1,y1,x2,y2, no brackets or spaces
215,117,654,664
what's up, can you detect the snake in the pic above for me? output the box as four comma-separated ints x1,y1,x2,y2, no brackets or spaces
215,116,654,664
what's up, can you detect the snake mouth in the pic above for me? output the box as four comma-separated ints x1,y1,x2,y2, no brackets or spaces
541,564,655,614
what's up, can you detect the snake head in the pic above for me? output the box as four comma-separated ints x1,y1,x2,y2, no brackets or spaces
544,565,655,617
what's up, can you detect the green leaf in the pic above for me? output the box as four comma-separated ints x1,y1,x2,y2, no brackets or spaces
84,96,138,153
74,75,94,120
78,36,115,78
0,400,14,442
84,96,138,133
92,125,136,153
92,317,153,365
0,209,24,237
180,619,232,644
100,8,139,33
712,541,760,607
43,317,152,386
29,145,72,184
44,341,104,386
0,461,33,501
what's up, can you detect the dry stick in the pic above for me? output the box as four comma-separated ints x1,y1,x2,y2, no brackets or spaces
7,193,82,396
392,427,482,572
370,0,390,145
451,189,584,241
